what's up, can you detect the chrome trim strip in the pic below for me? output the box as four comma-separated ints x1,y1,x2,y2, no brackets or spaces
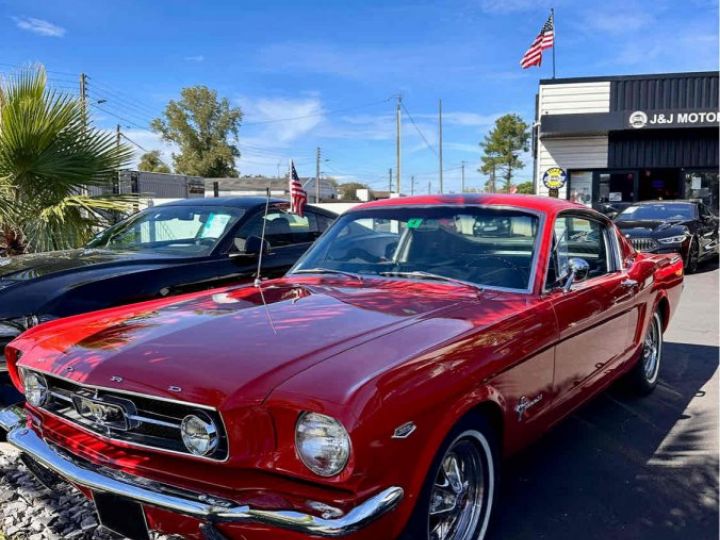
1,409,403,537
127,414,181,429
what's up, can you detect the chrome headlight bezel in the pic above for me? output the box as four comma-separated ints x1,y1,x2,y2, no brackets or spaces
295,412,351,477
19,367,49,407
180,412,219,457
657,234,689,244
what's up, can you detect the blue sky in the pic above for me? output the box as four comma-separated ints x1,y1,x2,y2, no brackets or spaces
0,0,717,192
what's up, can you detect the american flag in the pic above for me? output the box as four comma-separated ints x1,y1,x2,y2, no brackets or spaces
520,13,555,69
289,160,307,217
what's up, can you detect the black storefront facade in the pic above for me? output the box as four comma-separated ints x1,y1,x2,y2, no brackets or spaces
534,71,719,212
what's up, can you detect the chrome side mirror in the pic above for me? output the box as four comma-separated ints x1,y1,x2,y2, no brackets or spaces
563,257,590,292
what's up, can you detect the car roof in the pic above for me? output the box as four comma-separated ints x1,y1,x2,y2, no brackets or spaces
351,194,585,214
155,196,287,209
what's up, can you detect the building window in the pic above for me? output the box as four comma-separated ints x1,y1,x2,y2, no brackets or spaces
685,170,719,210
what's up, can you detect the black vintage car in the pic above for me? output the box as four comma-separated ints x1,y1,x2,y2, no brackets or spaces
614,200,719,273
0,197,335,402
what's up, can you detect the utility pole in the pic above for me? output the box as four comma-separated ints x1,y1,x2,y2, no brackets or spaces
116,124,121,150
79,73,88,130
428,180,432,194
396,95,402,194
461,161,466,193
315,147,321,203
411,175,415,196
438,99,444,194
388,168,393,193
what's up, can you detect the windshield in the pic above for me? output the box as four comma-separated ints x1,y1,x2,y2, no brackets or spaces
290,206,541,291
87,205,245,255
616,203,696,222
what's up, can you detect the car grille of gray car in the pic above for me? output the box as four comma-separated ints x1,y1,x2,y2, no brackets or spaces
630,238,658,252
38,374,228,461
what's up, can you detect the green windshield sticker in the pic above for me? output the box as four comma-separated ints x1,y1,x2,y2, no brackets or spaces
407,218,423,229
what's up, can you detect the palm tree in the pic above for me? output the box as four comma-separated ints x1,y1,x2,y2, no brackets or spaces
0,65,135,254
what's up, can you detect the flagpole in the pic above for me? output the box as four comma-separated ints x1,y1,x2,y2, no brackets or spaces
551,8,556,79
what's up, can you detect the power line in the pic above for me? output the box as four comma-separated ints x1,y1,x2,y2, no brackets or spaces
90,103,150,130
401,101,438,157
119,132,150,153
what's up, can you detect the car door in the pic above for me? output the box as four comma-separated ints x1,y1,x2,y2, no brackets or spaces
547,213,641,401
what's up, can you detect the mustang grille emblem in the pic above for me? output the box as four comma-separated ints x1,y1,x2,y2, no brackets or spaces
72,395,135,432
515,394,543,421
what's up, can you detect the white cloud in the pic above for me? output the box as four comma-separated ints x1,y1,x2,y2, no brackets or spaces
248,97,325,142
184,55,205,62
12,16,65,37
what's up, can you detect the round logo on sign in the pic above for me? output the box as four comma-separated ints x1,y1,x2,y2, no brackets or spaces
542,167,567,190
629,110,648,129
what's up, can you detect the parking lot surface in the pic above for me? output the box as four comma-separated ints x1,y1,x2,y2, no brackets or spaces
0,263,718,540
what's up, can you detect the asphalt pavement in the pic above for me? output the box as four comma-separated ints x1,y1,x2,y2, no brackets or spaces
491,260,719,540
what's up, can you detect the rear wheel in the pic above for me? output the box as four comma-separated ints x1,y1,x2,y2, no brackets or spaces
401,416,498,540
628,310,663,395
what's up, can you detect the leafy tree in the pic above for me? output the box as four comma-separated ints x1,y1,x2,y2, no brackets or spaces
138,150,171,173
0,66,134,254
515,181,535,194
338,182,369,201
479,114,530,193
151,86,242,177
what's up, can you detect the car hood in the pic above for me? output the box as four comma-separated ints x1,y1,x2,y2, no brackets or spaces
0,249,181,282
13,277,476,408
614,219,689,237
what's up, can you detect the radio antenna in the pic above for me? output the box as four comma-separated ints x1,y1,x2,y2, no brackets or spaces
254,187,271,288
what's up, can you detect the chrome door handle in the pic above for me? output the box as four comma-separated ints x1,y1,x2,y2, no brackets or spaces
621,279,638,288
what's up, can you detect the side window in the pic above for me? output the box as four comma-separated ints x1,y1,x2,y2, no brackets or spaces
553,216,610,281
234,209,329,249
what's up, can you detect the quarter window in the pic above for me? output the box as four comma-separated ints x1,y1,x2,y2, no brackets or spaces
552,216,610,284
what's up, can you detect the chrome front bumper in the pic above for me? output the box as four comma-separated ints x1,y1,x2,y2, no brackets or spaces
0,407,403,537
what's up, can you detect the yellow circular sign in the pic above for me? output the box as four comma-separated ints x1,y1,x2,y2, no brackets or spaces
542,167,567,189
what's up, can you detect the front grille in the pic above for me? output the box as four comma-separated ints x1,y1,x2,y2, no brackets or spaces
38,374,228,461
630,238,658,252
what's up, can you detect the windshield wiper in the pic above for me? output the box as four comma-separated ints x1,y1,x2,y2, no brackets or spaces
379,271,483,291
291,268,364,282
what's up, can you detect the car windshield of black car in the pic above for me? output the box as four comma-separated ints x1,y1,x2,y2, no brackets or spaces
87,206,245,255
616,203,696,222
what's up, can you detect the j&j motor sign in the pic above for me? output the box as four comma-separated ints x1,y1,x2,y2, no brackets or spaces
628,110,719,129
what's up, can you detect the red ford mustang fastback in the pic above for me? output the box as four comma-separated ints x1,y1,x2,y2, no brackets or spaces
0,195,683,540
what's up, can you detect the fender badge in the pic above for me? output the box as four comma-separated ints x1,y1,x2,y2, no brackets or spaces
392,421,417,439
168,386,182,393
110,376,123,383
515,394,543,422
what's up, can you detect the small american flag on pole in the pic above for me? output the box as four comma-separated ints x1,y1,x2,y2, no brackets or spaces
520,12,555,69
289,160,307,217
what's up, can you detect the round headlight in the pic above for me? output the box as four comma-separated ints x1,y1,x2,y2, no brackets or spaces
295,412,351,477
20,368,48,407
180,413,219,457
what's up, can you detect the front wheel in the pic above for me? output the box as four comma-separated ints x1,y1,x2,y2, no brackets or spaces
401,416,498,540
628,310,663,394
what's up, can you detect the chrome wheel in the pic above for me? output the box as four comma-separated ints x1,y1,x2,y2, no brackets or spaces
642,313,662,384
428,431,492,540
